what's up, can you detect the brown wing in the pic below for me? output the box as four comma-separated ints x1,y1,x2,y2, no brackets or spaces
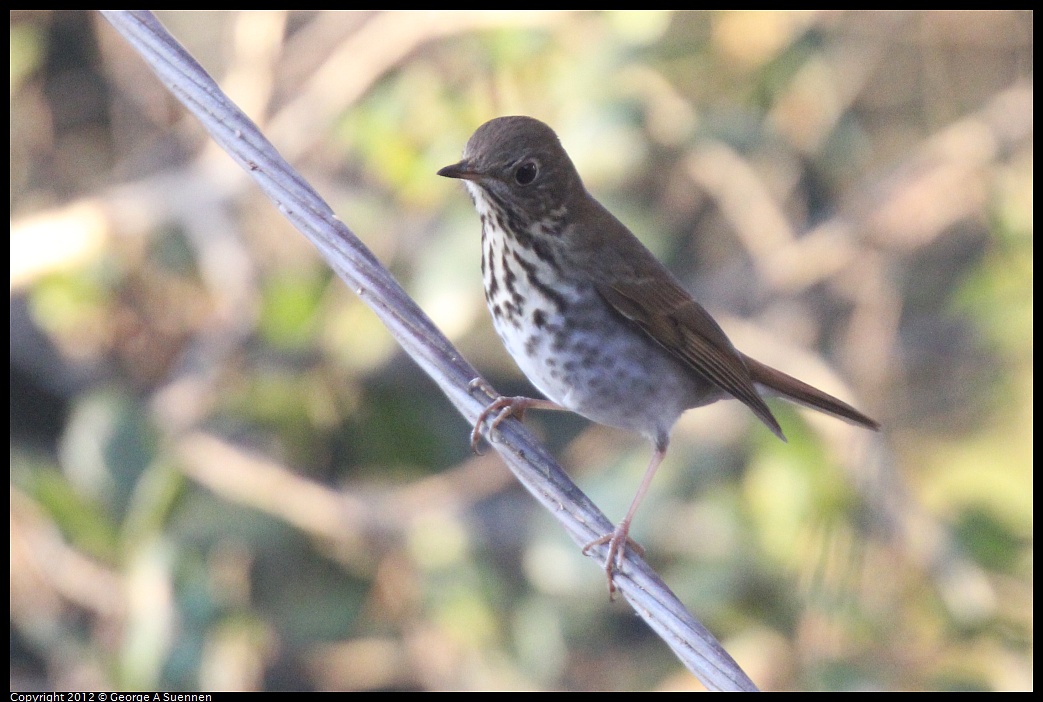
596,276,786,440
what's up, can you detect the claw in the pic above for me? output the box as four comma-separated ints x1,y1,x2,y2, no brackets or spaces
469,396,531,454
466,380,564,454
583,522,643,599
467,377,498,401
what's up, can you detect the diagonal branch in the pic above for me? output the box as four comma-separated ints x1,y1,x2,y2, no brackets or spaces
99,10,757,691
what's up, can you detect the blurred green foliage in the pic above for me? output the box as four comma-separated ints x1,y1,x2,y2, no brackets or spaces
10,10,1032,691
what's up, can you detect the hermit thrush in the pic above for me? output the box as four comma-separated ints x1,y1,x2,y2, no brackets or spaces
439,116,879,594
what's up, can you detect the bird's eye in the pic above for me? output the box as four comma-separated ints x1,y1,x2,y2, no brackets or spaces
514,161,538,185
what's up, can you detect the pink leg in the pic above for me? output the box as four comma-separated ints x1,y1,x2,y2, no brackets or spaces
583,439,667,597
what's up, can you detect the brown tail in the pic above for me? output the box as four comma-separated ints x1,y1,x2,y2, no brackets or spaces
743,354,880,431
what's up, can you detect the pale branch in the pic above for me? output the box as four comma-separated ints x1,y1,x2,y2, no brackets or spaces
100,10,758,691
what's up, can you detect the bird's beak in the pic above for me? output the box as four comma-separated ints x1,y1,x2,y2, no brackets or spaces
437,160,482,181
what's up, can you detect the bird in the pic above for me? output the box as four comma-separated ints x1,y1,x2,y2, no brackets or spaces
438,115,879,595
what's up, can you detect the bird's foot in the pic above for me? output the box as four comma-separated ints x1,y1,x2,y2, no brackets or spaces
467,379,562,454
467,379,531,454
583,521,644,599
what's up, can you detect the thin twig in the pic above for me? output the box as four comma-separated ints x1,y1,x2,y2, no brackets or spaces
100,10,758,691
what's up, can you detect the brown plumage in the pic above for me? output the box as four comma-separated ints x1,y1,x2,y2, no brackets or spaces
440,116,879,595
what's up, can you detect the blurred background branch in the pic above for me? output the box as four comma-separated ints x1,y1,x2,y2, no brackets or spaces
10,10,1032,691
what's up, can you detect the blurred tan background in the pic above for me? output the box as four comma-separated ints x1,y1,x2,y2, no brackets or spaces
10,10,1032,691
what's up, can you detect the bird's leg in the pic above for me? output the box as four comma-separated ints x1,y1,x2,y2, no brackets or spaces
583,438,668,598
467,378,566,453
